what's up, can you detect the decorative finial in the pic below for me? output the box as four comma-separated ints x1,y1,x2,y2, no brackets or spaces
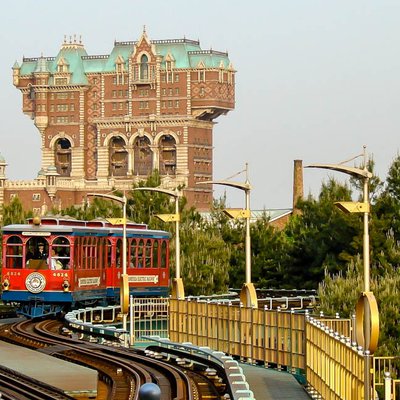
69,35,72,44
79,35,82,44
73,34,77,43
64,35,67,43
143,25,146,34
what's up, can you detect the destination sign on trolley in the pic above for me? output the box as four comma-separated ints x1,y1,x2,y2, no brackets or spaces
22,231,51,236
78,277,101,287
128,275,159,284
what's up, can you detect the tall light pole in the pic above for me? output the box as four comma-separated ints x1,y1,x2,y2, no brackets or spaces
305,147,379,354
306,147,380,400
87,192,129,340
197,165,258,308
132,187,184,299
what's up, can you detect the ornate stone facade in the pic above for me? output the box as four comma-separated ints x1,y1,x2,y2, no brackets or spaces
4,30,235,214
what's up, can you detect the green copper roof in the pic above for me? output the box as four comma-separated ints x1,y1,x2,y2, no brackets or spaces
18,37,232,83
155,40,202,68
53,45,89,84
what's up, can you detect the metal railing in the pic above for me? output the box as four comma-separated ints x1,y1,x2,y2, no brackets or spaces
169,298,374,399
64,298,400,399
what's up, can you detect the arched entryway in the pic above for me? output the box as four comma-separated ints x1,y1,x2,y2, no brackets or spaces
54,138,72,176
133,136,152,175
109,136,128,176
159,135,176,174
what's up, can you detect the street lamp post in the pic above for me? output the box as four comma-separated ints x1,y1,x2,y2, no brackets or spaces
87,192,129,344
132,187,184,299
306,147,379,400
197,167,257,308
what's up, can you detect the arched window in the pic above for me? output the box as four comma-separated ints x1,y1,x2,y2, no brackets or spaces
129,238,138,268
116,238,123,268
152,240,159,268
51,236,71,269
5,236,23,269
55,138,72,176
140,54,148,80
145,240,152,268
137,239,145,268
106,239,112,268
133,136,152,175
109,136,128,176
159,135,176,175
160,240,167,268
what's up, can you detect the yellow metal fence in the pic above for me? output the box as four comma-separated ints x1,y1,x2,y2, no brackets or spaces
373,357,400,399
170,299,309,370
169,298,376,399
306,316,366,399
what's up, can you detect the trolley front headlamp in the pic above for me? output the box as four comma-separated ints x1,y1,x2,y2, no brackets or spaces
2,279,10,291
62,280,70,292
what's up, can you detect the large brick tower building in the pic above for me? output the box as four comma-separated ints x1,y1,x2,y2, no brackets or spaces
4,29,235,214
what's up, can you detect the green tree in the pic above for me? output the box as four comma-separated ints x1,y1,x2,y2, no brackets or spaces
282,178,360,289
128,170,179,229
250,215,290,289
179,215,230,295
61,197,122,220
1,196,30,226
319,260,400,356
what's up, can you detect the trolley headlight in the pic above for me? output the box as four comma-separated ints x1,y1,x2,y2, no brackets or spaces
2,279,10,291
62,279,70,292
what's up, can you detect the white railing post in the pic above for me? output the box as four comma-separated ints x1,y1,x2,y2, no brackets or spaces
384,371,392,400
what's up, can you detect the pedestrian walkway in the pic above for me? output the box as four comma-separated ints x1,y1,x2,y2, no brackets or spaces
0,340,97,396
241,363,311,399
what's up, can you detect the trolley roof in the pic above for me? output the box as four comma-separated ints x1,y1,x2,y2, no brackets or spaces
2,217,171,239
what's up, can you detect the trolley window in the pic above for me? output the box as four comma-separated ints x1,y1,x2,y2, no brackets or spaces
51,236,70,269
106,239,112,268
145,239,152,268
5,236,23,269
116,238,123,268
25,237,49,269
137,239,145,268
161,240,167,268
152,240,159,268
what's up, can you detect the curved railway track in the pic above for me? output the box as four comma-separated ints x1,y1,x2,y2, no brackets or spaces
0,319,228,400
0,364,75,400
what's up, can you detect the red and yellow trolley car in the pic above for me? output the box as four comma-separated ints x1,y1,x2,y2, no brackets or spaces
1,217,170,317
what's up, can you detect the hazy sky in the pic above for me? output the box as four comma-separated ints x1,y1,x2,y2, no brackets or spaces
1,1,399,209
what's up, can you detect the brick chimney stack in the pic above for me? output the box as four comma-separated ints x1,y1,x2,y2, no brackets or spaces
293,160,304,213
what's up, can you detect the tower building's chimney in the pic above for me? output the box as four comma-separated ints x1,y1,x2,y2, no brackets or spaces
293,160,304,213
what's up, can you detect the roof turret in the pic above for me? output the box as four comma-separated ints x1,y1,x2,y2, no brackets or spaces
52,34,88,84
34,54,50,73
46,165,59,175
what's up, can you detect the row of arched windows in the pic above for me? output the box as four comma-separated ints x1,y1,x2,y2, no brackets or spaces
53,134,177,177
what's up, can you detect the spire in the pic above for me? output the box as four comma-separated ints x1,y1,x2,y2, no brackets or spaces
138,25,150,45
61,34,84,49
